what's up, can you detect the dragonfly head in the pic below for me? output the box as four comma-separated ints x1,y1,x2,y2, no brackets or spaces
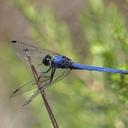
42,54,52,66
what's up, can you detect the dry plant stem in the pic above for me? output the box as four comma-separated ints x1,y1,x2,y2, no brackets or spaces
32,65,59,128
26,54,59,128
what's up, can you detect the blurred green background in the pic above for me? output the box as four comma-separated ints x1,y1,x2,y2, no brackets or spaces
0,0,128,128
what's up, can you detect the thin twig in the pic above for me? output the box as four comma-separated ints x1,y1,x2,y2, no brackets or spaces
26,53,59,128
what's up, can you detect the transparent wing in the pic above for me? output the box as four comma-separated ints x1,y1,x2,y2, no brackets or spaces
10,72,52,97
10,40,59,97
10,40,60,73
23,68,71,106
10,68,70,99
10,40,71,106
10,80,35,97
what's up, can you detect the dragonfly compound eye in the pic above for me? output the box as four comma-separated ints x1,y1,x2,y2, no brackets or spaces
42,55,52,66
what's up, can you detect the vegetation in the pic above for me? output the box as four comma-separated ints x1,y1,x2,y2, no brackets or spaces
1,0,128,127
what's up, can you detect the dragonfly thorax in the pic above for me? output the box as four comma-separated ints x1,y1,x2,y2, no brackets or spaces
42,54,52,66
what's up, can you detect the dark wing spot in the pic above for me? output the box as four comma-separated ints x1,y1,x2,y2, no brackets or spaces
11,40,17,43
10,88,20,97
23,49,29,52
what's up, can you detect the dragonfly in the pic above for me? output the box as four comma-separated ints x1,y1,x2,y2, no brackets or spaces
10,40,128,106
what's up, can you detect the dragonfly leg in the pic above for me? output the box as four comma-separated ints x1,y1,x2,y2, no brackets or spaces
38,66,52,80
39,77,51,83
38,66,56,83
37,67,56,91
38,75,50,81
49,67,56,82
41,66,52,73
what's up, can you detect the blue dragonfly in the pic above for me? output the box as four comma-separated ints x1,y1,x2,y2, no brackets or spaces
10,40,128,106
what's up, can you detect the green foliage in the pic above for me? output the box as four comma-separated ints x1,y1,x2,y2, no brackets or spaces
4,0,128,128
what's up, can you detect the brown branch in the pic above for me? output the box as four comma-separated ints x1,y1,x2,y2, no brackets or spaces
26,53,59,128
